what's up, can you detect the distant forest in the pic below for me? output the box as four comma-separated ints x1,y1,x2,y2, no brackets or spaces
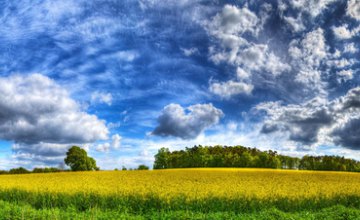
154,145,360,172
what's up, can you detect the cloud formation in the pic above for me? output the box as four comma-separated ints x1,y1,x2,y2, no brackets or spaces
205,4,290,98
347,0,360,20
152,103,223,139
257,87,360,149
0,74,108,165
91,92,113,106
332,118,360,150
210,80,253,98
96,134,122,152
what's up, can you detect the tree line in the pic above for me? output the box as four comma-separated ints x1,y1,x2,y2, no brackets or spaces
154,145,360,172
0,167,63,175
0,146,149,175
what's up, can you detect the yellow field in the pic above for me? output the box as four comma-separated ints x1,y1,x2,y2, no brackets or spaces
0,168,359,201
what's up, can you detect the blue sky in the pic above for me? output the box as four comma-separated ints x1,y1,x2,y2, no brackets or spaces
0,0,360,170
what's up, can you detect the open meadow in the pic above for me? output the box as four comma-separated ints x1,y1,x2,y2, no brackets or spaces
0,168,360,219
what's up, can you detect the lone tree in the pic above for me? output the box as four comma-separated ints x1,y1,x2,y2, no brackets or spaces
64,146,99,171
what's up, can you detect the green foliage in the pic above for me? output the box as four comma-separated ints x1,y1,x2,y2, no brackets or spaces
137,165,149,170
153,145,360,172
64,146,99,171
0,199,359,220
0,200,359,220
153,147,170,169
9,167,30,174
0,188,360,218
32,167,61,173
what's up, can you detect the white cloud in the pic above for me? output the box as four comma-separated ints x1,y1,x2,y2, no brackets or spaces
96,134,122,152
207,4,260,37
96,143,110,152
344,43,358,53
337,70,354,82
236,67,250,80
111,134,122,149
114,50,139,62
288,28,329,97
236,44,290,75
327,58,356,69
332,25,359,40
0,74,109,166
279,0,336,33
91,92,113,106
152,103,224,139
181,47,199,56
347,0,360,20
287,0,336,17
210,80,253,98
0,74,108,144
289,28,327,68
283,15,306,32
204,4,290,98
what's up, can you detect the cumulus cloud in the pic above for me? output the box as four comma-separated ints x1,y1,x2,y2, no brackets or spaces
338,87,360,110
152,103,224,139
347,0,360,20
257,98,333,145
91,92,113,106
332,25,358,40
236,67,250,80
206,6,289,75
96,134,122,152
337,70,354,82
210,80,253,98
344,43,358,54
205,4,289,98
287,0,336,17
282,15,306,32
256,87,360,149
289,28,328,68
111,134,122,149
288,28,329,96
207,4,260,37
0,74,109,165
279,0,336,33
228,44,290,75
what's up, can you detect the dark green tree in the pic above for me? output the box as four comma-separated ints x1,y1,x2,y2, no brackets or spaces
137,164,149,170
64,146,99,171
153,147,170,169
9,167,30,174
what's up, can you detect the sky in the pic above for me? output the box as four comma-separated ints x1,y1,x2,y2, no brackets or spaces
0,0,359,170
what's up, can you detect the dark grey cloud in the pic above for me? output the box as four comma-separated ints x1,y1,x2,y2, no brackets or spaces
257,87,360,149
152,103,223,139
258,100,334,145
12,143,69,158
332,118,360,150
340,87,360,110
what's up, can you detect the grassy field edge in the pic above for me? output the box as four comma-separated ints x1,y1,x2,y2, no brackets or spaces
0,188,360,214
0,200,360,220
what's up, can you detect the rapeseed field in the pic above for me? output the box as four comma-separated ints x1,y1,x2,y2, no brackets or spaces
0,168,359,219
0,168,359,199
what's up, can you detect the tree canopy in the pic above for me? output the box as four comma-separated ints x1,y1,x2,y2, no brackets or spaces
153,145,360,172
64,146,99,171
